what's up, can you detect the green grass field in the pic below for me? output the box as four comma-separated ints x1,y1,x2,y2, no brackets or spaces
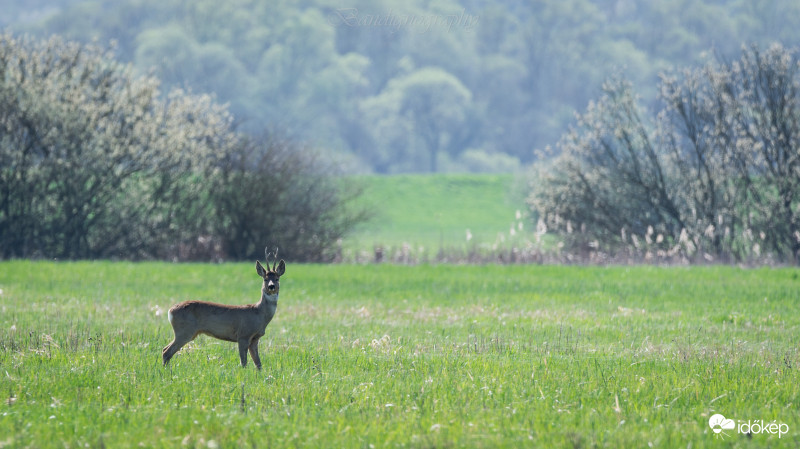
1,261,799,447
348,174,530,251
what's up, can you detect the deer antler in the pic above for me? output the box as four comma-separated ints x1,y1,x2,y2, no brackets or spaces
263,246,279,271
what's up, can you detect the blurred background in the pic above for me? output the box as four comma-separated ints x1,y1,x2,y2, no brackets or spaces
3,0,800,263
6,0,799,174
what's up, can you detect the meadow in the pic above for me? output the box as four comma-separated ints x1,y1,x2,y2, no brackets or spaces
346,174,531,252
1,261,799,448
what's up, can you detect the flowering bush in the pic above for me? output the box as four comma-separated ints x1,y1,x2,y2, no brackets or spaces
530,44,800,264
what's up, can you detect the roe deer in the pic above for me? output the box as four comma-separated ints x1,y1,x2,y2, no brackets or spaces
162,256,286,369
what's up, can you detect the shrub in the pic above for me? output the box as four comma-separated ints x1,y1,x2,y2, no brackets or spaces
530,44,800,264
0,34,235,259
212,133,368,262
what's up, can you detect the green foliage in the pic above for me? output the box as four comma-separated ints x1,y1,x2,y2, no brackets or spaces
1,261,799,447
0,34,365,261
12,0,800,173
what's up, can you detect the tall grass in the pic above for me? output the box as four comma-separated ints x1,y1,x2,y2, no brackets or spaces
1,261,798,447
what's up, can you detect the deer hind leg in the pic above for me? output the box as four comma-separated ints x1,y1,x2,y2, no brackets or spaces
237,338,250,367
248,337,262,370
162,331,195,366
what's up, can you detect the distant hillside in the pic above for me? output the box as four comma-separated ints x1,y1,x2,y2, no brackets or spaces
11,0,800,173
346,174,531,251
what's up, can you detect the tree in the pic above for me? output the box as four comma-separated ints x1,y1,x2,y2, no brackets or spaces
360,67,473,172
530,44,800,263
529,78,683,252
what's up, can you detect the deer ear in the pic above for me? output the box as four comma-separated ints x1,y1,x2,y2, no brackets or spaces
256,260,267,277
275,260,286,277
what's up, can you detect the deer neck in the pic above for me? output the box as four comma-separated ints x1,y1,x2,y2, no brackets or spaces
258,287,279,316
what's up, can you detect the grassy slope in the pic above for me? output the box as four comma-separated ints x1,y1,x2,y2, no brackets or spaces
1,261,799,448
347,174,530,250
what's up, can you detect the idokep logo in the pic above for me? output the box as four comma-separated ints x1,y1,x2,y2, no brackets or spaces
708,413,789,439
708,414,736,438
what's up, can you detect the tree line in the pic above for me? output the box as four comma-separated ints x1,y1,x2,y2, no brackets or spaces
3,34,800,264
8,0,800,173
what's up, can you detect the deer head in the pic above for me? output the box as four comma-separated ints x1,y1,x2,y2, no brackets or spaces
256,248,285,296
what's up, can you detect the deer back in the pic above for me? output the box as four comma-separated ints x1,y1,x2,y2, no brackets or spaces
168,300,270,342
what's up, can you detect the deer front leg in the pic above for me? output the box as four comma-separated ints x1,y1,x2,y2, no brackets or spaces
248,337,262,370
237,338,250,367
